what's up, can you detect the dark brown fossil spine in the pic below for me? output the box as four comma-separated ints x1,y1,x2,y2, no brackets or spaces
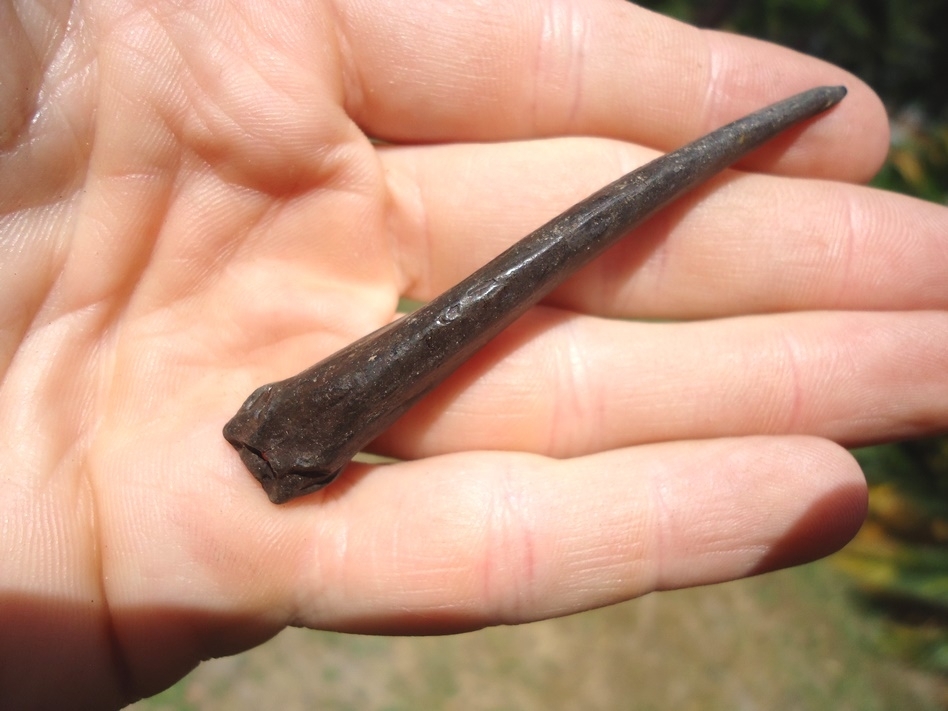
224,86,847,504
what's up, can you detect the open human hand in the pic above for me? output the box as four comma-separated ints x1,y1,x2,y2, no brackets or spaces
2,0,946,707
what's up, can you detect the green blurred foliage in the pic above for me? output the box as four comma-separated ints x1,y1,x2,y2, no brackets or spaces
874,112,948,202
636,0,948,675
840,440,948,673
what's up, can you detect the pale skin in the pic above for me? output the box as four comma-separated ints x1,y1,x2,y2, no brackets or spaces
2,0,947,707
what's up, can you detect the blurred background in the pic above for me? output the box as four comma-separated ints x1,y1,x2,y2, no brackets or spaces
639,0,948,688
132,1,948,708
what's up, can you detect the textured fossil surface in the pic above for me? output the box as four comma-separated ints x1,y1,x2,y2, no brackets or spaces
223,86,847,504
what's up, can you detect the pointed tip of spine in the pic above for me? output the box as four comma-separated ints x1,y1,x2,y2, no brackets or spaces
820,85,848,107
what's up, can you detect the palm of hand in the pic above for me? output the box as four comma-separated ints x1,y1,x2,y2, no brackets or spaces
2,1,946,707
1,2,399,701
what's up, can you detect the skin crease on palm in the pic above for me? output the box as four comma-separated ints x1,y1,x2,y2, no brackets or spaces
1,0,947,706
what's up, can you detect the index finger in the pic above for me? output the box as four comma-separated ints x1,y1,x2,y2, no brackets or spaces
334,0,887,181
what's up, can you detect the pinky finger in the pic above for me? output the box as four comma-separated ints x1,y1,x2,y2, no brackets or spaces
293,435,867,633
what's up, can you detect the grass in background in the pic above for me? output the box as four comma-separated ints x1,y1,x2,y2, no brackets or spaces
131,561,946,710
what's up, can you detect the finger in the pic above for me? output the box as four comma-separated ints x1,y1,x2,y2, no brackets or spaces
384,138,948,316
340,0,886,180
371,308,948,460
286,436,865,633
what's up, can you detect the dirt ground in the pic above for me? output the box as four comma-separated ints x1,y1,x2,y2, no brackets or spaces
129,559,945,710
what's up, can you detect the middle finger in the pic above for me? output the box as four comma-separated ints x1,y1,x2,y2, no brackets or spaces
383,138,948,318
371,307,948,459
